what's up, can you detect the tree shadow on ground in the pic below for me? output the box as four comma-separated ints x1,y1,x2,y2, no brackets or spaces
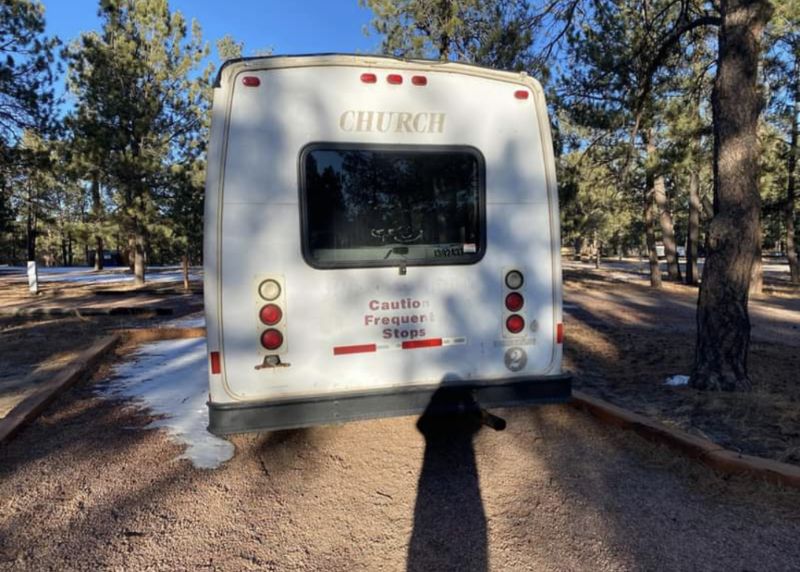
407,387,489,572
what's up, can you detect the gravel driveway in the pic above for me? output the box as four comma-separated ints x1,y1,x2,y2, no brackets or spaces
2,380,800,571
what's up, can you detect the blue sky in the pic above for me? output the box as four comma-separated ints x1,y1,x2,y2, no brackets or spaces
43,0,378,61
42,0,380,112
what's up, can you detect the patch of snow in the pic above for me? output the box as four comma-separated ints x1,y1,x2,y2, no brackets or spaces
3,266,201,284
665,375,690,387
101,337,233,469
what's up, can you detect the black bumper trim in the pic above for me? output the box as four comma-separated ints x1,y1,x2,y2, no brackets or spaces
208,374,571,435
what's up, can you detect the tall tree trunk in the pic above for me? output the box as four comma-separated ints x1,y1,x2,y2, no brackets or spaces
91,174,104,271
788,190,799,284
61,234,67,266
127,235,135,272
701,196,714,220
691,0,772,392
593,230,600,268
182,252,190,291
133,223,146,286
648,133,682,282
95,236,104,270
655,174,683,282
644,186,662,288
786,57,800,284
643,136,663,288
686,170,701,285
437,0,451,59
750,240,763,295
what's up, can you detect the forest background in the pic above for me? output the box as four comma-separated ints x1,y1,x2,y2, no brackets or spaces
0,0,796,390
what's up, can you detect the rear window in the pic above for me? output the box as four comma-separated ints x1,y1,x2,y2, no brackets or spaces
300,144,485,269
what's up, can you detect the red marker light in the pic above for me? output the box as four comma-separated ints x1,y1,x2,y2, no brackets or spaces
242,76,260,87
259,304,283,326
210,351,221,374
260,329,284,350
505,292,524,312
387,74,403,85
360,72,377,84
557,323,564,344
514,89,529,100
411,75,427,86
506,315,525,334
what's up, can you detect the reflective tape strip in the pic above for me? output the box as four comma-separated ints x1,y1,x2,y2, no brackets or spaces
333,337,466,356
333,344,377,356
402,338,443,350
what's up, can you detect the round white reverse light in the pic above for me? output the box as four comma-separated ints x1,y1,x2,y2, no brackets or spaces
505,270,524,290
258,279,281,301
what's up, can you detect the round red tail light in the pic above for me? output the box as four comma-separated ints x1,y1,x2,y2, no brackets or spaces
259,304,283,325
506,314,525,334
260,329,283,350
505,292,524,312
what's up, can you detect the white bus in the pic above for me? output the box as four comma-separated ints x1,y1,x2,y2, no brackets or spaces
204,54,570,434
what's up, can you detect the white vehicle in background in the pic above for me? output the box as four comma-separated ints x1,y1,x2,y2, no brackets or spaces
203,54,570,434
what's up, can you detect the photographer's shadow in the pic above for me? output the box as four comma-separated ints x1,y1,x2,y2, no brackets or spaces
408,387,501,571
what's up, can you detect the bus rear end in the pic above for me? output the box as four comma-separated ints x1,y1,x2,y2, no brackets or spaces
204,55,570,434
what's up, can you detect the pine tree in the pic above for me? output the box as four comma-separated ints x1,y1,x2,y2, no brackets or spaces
559,0,705,286
691,0,773,391
216,34,244,61
66,0,210,285
361,0,539,71
0,0,59,156
764,0,800,283
0,0,59,263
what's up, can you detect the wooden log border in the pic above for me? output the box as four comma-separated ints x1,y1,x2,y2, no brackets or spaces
570,390,800,489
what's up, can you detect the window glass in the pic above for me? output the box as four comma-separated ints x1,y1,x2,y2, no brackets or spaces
301,145,484,268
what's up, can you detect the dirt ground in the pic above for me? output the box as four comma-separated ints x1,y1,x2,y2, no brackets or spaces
562,263,800,465
2,375,800,571
2,263,800,570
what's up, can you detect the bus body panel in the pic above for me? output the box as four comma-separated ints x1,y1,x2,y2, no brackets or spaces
204,55,566,426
